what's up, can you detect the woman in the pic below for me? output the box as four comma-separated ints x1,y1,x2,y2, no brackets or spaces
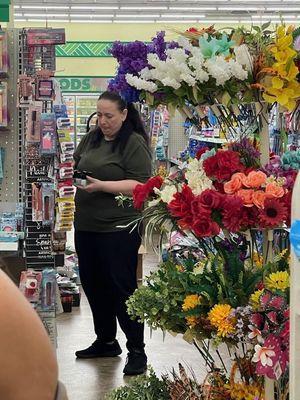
73,91,152,376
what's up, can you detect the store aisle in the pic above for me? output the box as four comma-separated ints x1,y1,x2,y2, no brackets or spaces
56,253,208,400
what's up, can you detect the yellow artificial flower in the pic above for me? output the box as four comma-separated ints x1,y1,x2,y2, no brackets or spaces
265,271,290,291
253,253,263,269
250,289,264,309
182,294,201,311
157,165,168,178
176,264,185,272
228,382,263,400
185,315,199,327
208,304,236,337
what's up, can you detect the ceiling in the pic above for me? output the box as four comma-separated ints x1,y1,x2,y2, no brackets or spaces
13,0,300,24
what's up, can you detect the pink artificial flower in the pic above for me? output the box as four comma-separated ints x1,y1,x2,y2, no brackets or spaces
248,325,263,343
252,344,275,367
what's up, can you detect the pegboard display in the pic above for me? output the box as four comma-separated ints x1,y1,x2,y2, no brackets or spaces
167,110,188,160
0,29,21,203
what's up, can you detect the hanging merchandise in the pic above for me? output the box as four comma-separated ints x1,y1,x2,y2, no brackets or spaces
150,106,169,162
0,30,8,76
18,74,34,107
0,82,8,128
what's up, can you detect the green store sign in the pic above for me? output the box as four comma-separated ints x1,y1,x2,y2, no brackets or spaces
0,0,10,22
57,76,112,93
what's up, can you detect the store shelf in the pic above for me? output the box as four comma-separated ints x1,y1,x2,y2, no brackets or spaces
0,242,19,251
189,135,227,144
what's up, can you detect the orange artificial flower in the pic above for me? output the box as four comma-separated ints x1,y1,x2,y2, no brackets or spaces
237,189,254,207
242,171,267,189
265,182,285,199
252,190,267,209
224,172,246,194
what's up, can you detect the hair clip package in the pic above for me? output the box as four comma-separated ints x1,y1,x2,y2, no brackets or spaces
41,269,56,311
26,102,43,142
40,113,57,155
42,183,55,225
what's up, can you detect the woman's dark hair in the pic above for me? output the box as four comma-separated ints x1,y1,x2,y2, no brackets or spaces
89,91,149,152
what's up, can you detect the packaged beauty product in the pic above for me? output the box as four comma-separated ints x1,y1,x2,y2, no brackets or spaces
41,269,56,311
18,75,33,106
73,170,92,187
42,183,55,225
26,28,66,46
19,270,42,303
40,113,57,155
26,102,43,142
32,183,43,221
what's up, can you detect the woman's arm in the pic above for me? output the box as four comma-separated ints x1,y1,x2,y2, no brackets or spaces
79,176,139,196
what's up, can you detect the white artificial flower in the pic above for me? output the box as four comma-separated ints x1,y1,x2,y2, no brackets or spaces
166,48,189,63
234,44,253,72
248,325,263,343
139,67,153,80
147,198,161,207
185,159,213,195
180,73,196,87
252,345,275,367
227,59,248,81
177,36,193,51
154,184,177,204
147,53,160,67
125,74,158,92
161,77,181,89
205,56,232,86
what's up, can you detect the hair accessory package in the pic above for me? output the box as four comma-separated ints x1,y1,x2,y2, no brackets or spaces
41,269,56,311
19,270,42,303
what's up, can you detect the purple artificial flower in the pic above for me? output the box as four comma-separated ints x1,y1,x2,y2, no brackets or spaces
229,137,260,168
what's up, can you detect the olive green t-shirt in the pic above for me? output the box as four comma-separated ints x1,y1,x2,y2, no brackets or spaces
73,131,152,232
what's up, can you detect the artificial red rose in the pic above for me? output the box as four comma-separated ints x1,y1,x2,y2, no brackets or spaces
203,150,244,182
133,175,164,209
197,189,224,210
191,197,211,218
192,215,220,238
196,146,209,160
213,181,225,193
222,195,245,232
168,184,195,229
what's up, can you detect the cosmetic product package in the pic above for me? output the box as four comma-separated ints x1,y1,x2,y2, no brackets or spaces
59,162,73,179
36,77,54,101
0,213,17,232
42,183,55,225
26,102,43,142
26,28,66,46
73,170,92,187
19,270,42,303
0,82,8,127
0,30,8,75
57,129,73,143
32,183,43,221
18,74,33,106
41,269,56,311
40,113,57,155
53,104,68,119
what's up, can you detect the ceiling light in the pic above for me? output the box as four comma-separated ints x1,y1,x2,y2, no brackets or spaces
169,7,216,10
115,14,160,18
70,14,114,18
70,20,113,23
14,19,26,21
161,14,205,18
14,13,23,17
21,6,69,9
71,6,119,10
218,7,264,10
46,20,70,23
159,20,198,23
120,6,168,10
113,20,155,23
14,5,20,8
24,13,69,17
267,7,300,11
202,20,241,23
257,15,296,19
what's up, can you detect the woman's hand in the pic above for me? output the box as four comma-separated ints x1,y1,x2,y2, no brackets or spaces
78,176,103,193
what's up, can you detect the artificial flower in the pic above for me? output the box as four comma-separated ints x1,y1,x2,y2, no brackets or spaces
224,173,245,194
153,184,178,204
252,344,275,367
185,315,199,327
167,184,195,229
182,294,201,311
242,171,267,188
248,325,263,343
192,215,220,238
185,158,213,195
250,289,264,309
234,43,253,72
265,271,290,291
236,189,255,207
195,189,224,210
203,150,244,182
222,195,245,232
258,198,287,228
265,182,285,199
133,176,164,209
208,304,236,337
252,190,267,209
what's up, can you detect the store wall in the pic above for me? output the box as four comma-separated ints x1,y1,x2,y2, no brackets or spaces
13,21,206,77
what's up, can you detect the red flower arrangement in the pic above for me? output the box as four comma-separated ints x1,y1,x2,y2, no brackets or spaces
203,150,244,182
133,175,164,209
258,198,288,228
168,184,195,229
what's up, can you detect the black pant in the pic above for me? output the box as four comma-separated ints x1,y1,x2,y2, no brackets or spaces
74,229,144,352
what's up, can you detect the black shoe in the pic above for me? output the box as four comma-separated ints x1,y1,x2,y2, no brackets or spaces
123,350,147,375
75,339,122,359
